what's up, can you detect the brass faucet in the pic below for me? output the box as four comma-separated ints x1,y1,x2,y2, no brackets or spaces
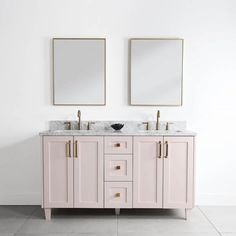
77,110,81,130
156,110,160,130
87,122,95,130
142,122,149,130
64,121,71,130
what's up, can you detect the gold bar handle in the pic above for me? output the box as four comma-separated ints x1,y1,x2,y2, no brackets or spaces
74,140,78,158
115,143,121,147
158,141,162,158
68,140,71,158
115,165,121,170
164,141,168,158
66,142,69,157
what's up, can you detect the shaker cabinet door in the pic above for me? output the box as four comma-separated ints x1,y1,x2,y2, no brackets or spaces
133,137,163,208
163,137,194,209
43,136,74,208
74,136,103,208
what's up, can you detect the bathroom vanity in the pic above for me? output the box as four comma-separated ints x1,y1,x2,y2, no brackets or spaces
40,121,195,220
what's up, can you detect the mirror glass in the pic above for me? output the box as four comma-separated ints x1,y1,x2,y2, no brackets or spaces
130,38,183,106
53,38,106,105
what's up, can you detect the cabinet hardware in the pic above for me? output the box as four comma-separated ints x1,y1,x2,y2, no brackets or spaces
66,141,70,157
74,140,78,158
164,141,168,158
158,141,162,158
115,193,120,197
115,165,121,170
115,143,121,147
68,140,71,157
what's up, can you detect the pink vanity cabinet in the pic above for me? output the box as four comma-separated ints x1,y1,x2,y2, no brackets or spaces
41,135,195,220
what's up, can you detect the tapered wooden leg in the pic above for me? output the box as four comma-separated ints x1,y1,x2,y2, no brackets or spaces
184,208,188,220
44,208,51,220
115,208,120,215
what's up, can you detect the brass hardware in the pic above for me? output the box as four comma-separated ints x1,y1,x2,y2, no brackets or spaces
115,193,120,197
87,122,95,130
115,143,121,147
164,141,168,158
156,110,160,130
142,122,149,130
77,110,81,130
52,38,106,106
66,141,70,157
64,121,71,130
165,122,173,131
68,140,71,157
74,140,78,158
115,166,121,170
158,141,162,158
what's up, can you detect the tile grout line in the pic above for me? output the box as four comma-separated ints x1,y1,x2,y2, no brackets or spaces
197,206,222,236
13,206,39,236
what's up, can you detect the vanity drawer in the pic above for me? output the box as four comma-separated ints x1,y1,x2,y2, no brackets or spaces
104,136,132,154
105,155,132,181
104,182,132,208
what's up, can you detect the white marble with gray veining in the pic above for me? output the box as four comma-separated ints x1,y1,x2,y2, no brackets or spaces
39,120,196,136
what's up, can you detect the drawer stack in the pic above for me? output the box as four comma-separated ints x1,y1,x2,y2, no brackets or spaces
104,136,133,208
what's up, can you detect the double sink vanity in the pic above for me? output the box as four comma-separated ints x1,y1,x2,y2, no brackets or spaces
40,114,196,220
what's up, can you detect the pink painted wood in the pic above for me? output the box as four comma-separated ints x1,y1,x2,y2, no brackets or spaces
74,136,103,208
43,136,73,208
133,137,163,208
163,136,194,209
104,155,132,181
104,136,132,154
104,182,132,208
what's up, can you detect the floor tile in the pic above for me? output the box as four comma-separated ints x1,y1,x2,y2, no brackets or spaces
18,208,117,234
118,208,217,234
0,206,36,219
199,206,236,233
15,233,116,236
118,233,219,236
221,234,236,236
0,219,26,234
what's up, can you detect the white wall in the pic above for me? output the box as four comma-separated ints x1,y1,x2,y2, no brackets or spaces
0,0,236,205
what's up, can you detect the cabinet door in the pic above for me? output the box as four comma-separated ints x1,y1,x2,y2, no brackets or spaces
163,136,194,209
74,136,103,208
133,137,163,208
43,136,73,208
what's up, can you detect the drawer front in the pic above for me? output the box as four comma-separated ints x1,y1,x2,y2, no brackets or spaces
105,155,132,181
104,136,132,154
105,182,132,208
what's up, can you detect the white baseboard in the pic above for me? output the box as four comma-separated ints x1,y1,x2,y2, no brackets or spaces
1,193,236,206
0,193,41,205
196,193,236,205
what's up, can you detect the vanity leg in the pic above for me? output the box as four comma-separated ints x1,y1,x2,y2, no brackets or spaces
44,208,51,220
184,208,188,220
115,208,120,215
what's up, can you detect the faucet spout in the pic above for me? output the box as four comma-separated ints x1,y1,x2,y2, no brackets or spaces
156,110,160,130
77,110,81,130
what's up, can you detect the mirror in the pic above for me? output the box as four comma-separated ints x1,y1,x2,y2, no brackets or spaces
130,38,183,106
53,38,106,105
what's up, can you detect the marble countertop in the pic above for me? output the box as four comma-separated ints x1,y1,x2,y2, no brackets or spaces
39,130,196,136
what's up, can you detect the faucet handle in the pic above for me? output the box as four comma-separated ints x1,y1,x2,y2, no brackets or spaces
87,122,95,130
142,122,149,130
64,121,71,130
166,122,174,131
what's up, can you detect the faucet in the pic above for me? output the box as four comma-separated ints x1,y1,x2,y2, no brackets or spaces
64,121,71,130
156,110,160,130
87,122,95,130
77,110,81,130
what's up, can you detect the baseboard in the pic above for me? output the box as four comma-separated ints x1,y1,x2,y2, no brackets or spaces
0,193,41,205
1,193,236,205
196,193,236,205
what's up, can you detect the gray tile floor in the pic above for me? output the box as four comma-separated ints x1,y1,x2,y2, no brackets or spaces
0,206,235,236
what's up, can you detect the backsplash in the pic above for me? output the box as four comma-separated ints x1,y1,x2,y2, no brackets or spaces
49,121,187,131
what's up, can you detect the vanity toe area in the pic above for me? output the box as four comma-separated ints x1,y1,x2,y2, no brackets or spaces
40,121,196,220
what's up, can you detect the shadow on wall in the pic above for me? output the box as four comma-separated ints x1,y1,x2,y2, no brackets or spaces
0,135,41,204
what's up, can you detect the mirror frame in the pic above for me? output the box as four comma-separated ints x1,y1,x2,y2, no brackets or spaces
52,38,106,106
129,38,184,106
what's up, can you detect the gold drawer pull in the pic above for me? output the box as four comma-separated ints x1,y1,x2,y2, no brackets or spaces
115,193,120,197
66,141,71,158
164,141,168,158
115,143,121,147
115,166,121,170
158,141,162,158
74,140,78,158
